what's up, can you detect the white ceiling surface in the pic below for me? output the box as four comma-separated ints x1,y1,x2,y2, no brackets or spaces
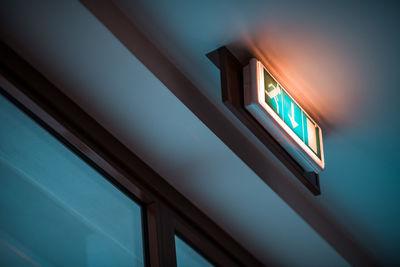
0,1,350,266
2,0,399,265
113,0,400,265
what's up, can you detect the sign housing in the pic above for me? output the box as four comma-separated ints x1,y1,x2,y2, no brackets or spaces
244,59,325,173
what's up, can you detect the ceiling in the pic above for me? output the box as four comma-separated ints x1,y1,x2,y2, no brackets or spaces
1,0,399,266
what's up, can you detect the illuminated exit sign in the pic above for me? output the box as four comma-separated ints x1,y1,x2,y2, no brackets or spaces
244,59,325,173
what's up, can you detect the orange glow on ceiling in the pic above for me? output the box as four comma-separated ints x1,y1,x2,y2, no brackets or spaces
236,25,365,135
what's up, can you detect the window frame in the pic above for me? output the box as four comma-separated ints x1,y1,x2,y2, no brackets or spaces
0,41,263,267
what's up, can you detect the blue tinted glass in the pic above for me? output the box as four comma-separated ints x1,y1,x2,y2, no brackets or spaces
0,94,144,266
175,235,213,267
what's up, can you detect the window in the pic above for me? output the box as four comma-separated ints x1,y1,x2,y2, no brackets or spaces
0,43,262,266
175,235,213,267
0,94,145,266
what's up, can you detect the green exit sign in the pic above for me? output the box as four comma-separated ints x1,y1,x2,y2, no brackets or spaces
244,59,325,173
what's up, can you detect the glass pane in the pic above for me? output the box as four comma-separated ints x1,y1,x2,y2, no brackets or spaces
175,235,213,267
0,94,144,266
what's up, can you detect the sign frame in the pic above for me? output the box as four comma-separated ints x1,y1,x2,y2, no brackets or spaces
244,58,325,173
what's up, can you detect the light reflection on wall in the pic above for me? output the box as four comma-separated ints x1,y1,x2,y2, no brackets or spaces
237,25,365,135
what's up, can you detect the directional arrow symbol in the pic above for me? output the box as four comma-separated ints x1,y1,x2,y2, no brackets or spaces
288,102,298,128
